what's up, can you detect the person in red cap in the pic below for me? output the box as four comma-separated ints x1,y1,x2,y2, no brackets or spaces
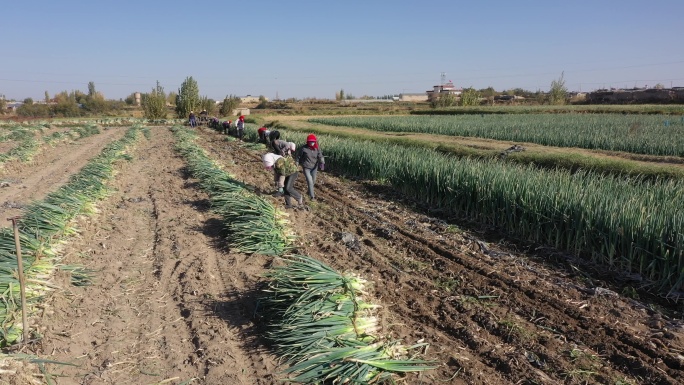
236,115,245,141
257,126,269,142
297,134,325,201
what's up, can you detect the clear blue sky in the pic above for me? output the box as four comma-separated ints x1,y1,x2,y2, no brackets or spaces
2,0,683,101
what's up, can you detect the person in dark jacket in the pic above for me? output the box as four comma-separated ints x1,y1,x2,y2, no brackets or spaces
297,134,325,200
269,130,289,156
189,111,197,128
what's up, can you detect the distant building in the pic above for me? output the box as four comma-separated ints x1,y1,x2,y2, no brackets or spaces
240,95,264,104
426,81,462,102
232,108,250,116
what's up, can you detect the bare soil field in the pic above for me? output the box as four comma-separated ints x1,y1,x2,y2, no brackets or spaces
2,126,683,385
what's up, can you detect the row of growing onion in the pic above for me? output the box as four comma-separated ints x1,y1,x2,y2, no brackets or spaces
184,126,435,383
0,125,145,346
309,114,684,157
171,126,294,255
246,127,684,294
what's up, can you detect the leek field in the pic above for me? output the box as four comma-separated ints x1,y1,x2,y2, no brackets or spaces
0,116,681,385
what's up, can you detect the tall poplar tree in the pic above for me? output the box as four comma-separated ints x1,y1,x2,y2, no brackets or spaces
175,76,200,118
143,81,167,119
549,72,568,105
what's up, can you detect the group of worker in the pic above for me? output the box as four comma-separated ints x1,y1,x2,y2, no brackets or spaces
188,112,326,210
260,127,325,210
190,112,245,141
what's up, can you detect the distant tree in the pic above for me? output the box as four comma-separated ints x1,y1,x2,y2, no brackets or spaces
654,83,665,89
72,90,87,105
175,76,200,118
459,88,481,107
548,72,568,105
479,87,497,98
17,103,50,117
142,81,167,119
258,95,267,103
83,91,109,114
166,91,177,106
44,91,50,104
53,91,67,103
0,98,5,114
220,95,241,116
199,96,216,115
87,81,97,97
124,93,136,105
52,101,80,117
105,99,126,113
23,98,34,105
431,93,457,108
336,89,345,101
51,90,80,116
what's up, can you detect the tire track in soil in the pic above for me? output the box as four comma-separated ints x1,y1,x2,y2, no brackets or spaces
33,127,279,384
0,127,127,220
193,128,684,385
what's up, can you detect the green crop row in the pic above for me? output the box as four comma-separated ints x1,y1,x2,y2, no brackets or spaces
309,114,684,157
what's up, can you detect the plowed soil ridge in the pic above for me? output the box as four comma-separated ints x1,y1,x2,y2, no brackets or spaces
17,127,684,385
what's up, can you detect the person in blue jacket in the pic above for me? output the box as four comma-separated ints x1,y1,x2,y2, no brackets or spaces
189,111,197,128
